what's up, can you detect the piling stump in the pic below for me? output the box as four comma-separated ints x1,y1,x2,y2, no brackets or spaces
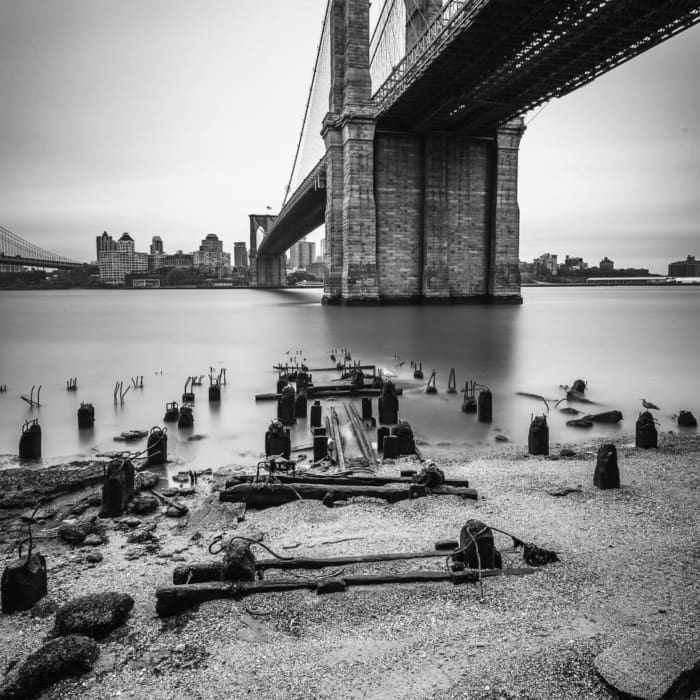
313,435,328,462
635,411,657,449
378,381,399,425
382,435,399,459
208,386,221,403
277,386,296,426
528,415,549,456
19,420,42,459
146,427,167,466
361,397,372,421
265,421,291,459
678,410,697,427
594,443,620,489
100,459,135,518
163,402,179,422
77,403,95,429
310,400,322,429
377,426,390,453
295,392,308,419
1,553,48,613
177,406,194,429
222,540,255,583
391,421,415,455
477,390,493,423
456,520,501,570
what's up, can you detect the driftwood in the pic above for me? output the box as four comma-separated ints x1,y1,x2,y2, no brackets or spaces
172,548,455,584
343,401,378,469
149,489,188,514
219,482,477,508
584,410,623,424
224,474,470,489
328,407,346,471
157,567,536,616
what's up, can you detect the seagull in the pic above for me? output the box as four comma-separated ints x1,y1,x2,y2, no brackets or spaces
641,398,660,410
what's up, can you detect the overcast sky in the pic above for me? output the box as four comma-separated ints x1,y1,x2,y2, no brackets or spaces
1,1,698,274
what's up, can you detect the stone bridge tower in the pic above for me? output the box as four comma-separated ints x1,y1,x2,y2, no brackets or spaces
322,0,525,305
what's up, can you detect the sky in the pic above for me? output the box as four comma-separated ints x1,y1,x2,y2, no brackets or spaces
0,1,698,274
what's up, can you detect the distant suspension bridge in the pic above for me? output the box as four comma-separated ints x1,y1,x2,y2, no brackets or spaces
0,226,84,270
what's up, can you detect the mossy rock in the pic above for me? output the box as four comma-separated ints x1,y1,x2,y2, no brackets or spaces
51,592,134,640
0,634,99,699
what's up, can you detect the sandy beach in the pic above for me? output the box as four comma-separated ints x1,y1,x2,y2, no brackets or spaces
1,431,698,699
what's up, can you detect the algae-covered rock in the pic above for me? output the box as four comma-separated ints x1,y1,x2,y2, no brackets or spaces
0,634,99,699
51,591,134,640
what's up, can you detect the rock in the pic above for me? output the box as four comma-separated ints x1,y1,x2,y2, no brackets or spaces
0,635,99,700
678,410,697,427
30,597,58,618
58,522,87,546
130,494,159,515
82,533,103,547
51,592,134,640
135,471,160,491
595,636,700,700
127,530,157,545
494,434,509,442
165,505,188,518
546,486,582,497
559,448,576,457
20,507,56,523
85,551,103,564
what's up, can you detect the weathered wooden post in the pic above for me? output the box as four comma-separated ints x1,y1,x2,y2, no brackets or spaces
528,415,549,455
163,401,179,422
295,391,308,419
378,380,399,424
594,443,619,489
635,411,657,449
313,433,328,462
392,421,415,455
77,402,95,429
361,397,373,421
382,434,399,459
455,520,501,570
678,410,697,427
100,458,135,517
477,389,493,423
146,426,167,466
277,386,296,426
265,420,291,459
19,419,41,459
377,426,390,452
208,384,221,402
1,551,47,614
222,540,256,582
310,400,323,429
177,405,194,429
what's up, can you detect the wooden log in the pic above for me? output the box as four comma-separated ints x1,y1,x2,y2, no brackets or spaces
157,567,537,615
218,482,476,508
328,407,346,472
344,401,378,470
173,548,457,583
224,474,470,489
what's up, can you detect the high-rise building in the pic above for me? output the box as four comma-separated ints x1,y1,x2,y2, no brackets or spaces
96,231,117,260
193,233,230,276
97,232,147,285
150,236,164,255
533,253,558,276
599,256,614,272
233,242,248,268
289,238,316,270
668,255,700,277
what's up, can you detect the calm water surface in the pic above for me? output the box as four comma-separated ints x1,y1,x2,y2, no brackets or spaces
0,286,698,472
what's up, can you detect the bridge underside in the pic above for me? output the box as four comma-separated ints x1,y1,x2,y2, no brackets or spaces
376,0,700,134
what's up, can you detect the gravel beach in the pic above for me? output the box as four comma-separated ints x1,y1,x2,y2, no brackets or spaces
1,432,698,699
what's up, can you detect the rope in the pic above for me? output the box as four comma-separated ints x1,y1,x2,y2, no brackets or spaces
208,535,297,561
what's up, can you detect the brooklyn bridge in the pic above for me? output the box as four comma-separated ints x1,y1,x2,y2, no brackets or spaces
250,0,700,304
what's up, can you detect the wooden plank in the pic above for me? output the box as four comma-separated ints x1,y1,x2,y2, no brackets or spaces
224,474,470,489
157,567,537,615
172,548,457,583
344,401,378,470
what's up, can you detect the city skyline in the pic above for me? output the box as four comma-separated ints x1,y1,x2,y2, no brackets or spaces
1,2,698,275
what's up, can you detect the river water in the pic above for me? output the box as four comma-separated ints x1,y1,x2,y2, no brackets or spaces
0,286,698,472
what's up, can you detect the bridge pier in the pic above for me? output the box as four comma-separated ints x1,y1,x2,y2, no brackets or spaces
321,0,524,305
249,214,287,288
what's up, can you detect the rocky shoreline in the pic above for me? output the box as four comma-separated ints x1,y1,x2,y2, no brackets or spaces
1,433,699,699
